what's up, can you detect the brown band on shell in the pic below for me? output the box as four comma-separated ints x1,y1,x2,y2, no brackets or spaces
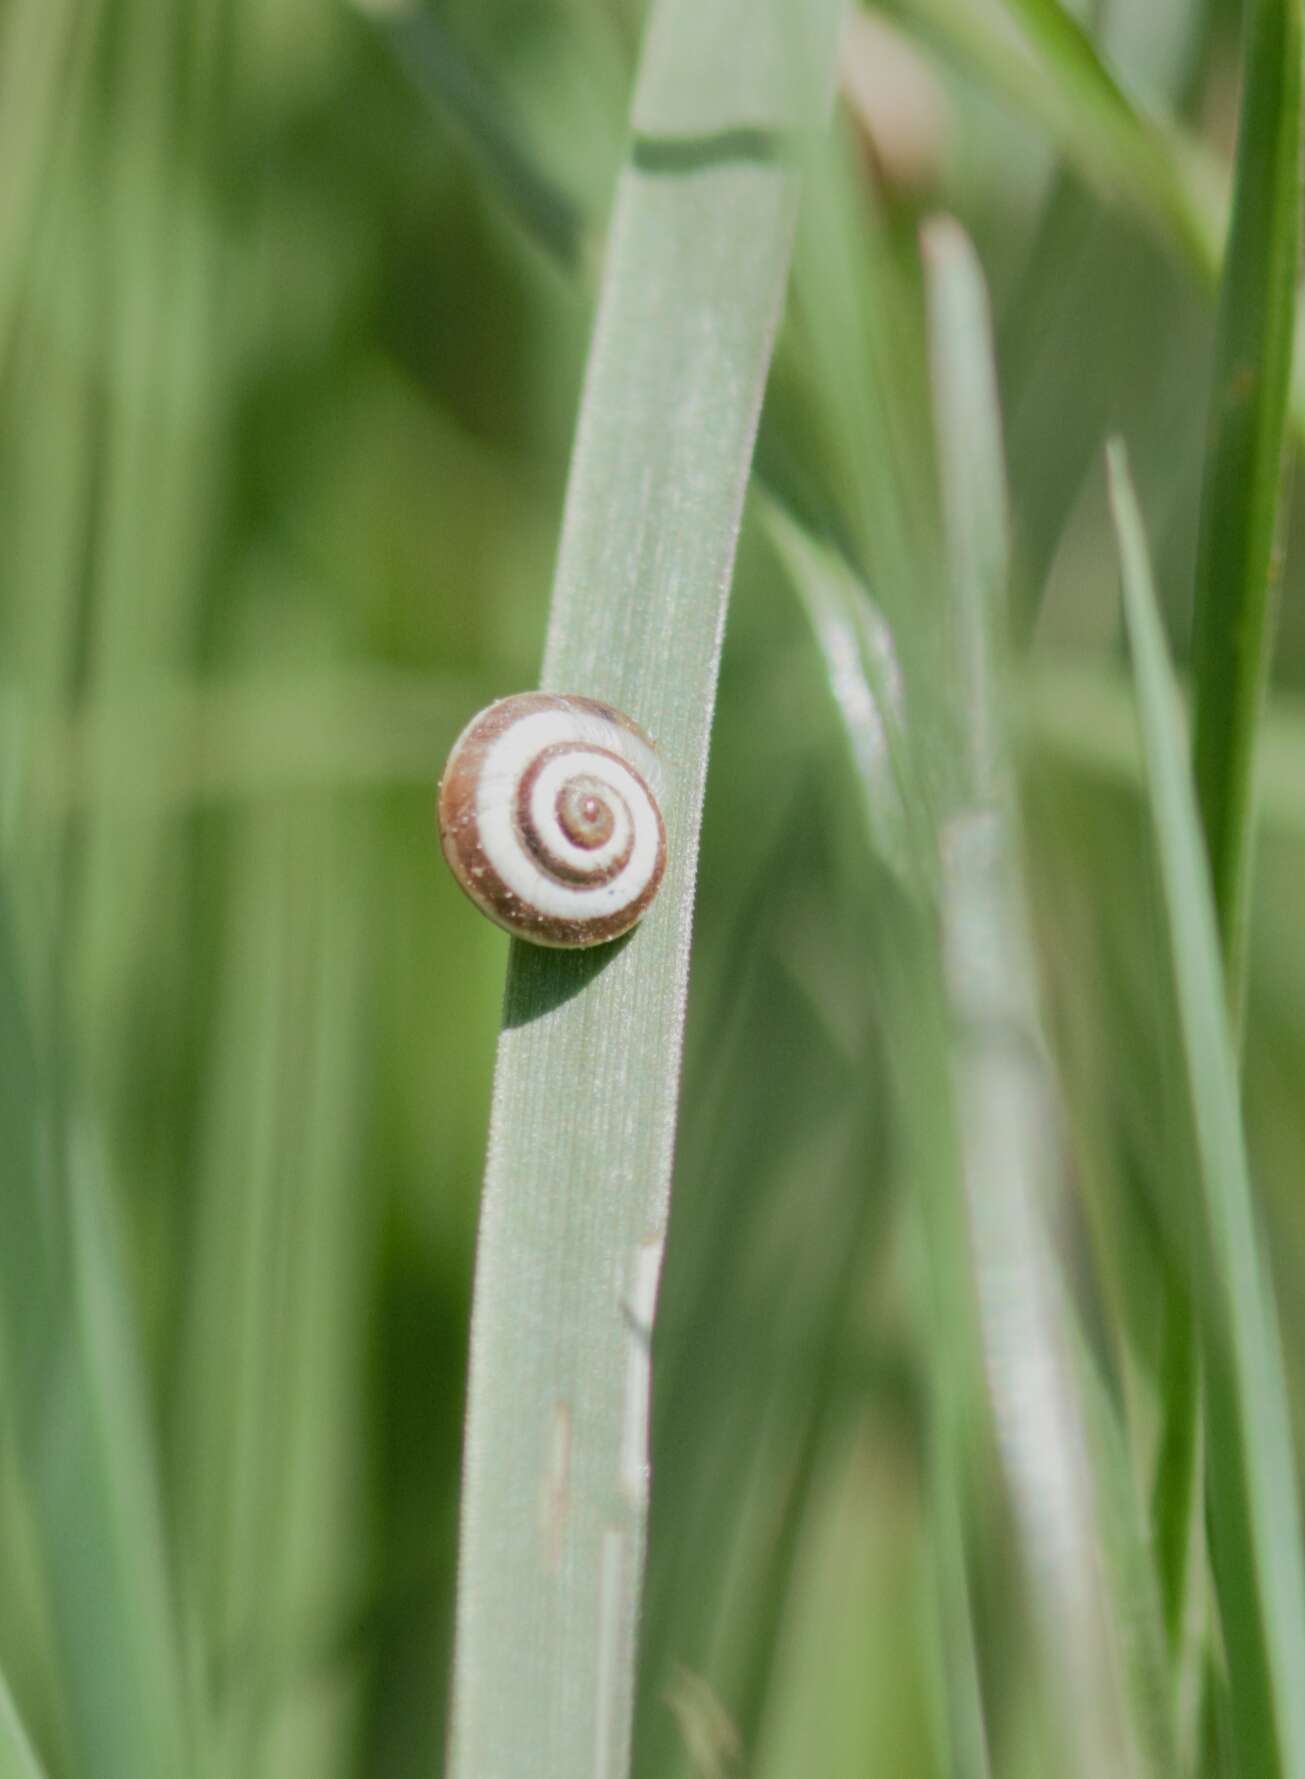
513,744,637,888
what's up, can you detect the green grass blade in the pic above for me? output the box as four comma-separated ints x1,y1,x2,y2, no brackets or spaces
901,0,1305,476
1108,440,1305,1779
446,5,842,1777
1000,0,1211,257
760,497,914,892
0,1673,45,1779
177,802,372,1779
901,0,1218,272
1189,0,1302,1014
1020,661,1305,843
763,503,989,1779
926,220,1158,1779
0,887,188,1779
376,8,585,270
922,218,1009,807
0,0,91,376
1159,0,1300,1684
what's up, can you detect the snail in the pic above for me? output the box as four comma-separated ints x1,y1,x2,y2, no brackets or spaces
437,692,668,948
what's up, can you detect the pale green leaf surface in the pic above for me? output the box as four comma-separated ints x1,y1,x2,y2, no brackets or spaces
447,5,844,1777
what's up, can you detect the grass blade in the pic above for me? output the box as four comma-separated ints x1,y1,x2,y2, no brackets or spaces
0,1674,45,1779
1190,0,1302,1014
922,218,1009,807
177,803,372,1779
760,497,914,892
1153,0,1300,1698
763,497,990,1779
902,0,1218,271
446,5,843,1776
0,0,91,377
1020,660,1305,843
926,220,1158,1779
1108,440,1305,1779
376,8,585,270
0,887,188,1779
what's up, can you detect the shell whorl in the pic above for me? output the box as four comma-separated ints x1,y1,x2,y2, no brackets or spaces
437,693,668,948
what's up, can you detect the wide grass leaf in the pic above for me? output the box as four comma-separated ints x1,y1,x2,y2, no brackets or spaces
446,5,843,1778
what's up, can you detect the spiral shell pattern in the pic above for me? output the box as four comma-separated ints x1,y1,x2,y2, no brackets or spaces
437,693,668,948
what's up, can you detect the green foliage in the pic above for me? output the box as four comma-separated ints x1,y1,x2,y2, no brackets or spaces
1111,441,1305,1779
1190,0,1302,1013
3,2,1305,1777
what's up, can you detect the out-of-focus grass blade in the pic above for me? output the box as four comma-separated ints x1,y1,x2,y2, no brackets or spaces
178,801,372,1779
760,498,915,892
926,220,1167,1779
0,888,188,1779
922,218,1008,805
903,0,1305,468
761,504,988,1777
1070,1313,1184,1775
0,1674,45,1779
1020,661,1305,842
1189,0,1301,1015
446,4,843,1776
0,0,92,374
1108,440,1305,1779
374,7,586,269
1157,0,1300,1689
769,169,994,1769
902,0,1218,271
1001,0,1213,261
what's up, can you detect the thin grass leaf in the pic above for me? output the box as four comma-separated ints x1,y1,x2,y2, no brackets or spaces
1108,439,1305,1779
901,0,1219,271
904,0,1305,480
0,0,92,376
927,219,1172,1779
1020,660,1305,841
764,487,989,1776
0,1673,45,1779
375,7,586,270
1152,0,1301,1697
922,218,1009,806
177,803,372,1779
760,497,914,892
1190,0,1302,1015
446,5,843,1776
0,886,188,1779
1001,0,1216,258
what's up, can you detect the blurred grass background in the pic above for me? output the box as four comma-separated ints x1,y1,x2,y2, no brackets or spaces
5,0,1305,1774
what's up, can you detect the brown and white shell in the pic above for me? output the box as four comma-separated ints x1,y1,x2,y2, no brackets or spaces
437,693,668,948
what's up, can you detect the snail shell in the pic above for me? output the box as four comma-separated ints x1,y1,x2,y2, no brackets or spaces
437,692,668,948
